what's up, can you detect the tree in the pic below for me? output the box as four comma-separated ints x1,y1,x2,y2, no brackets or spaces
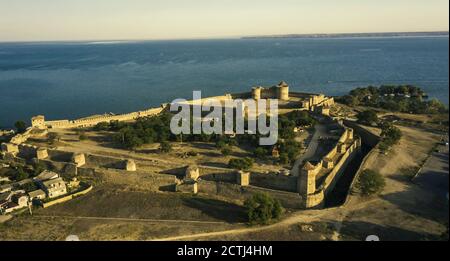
47,132,59,144
32,161,46,176
221,146,232,156
254,147,268,160
79,133,88,141
160,141,172,153
379,122,402,153
228,157,254,171
14,121,27,133
21,182,38,192
356,110,378,126
244,193,283,225
358,169,386,196
94,122,110,131
15,167,29,181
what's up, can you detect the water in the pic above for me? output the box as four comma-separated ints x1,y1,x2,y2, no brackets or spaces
0,36,448,127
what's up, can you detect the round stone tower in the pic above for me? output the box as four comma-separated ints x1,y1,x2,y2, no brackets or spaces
252,86,262,100
277,81,289,101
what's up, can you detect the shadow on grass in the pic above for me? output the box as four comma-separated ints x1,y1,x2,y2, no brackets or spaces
182,196,247,223
339,220,443,241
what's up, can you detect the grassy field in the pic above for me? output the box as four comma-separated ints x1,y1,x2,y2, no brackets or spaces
0,184,247,240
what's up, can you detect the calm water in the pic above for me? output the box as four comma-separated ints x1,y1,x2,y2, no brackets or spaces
0,37,448,127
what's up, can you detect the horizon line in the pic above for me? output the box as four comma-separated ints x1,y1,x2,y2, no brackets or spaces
0,30,448,44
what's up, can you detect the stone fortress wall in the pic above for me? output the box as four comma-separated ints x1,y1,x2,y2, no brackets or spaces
30,81,334,130
298,127,362,208
1,81,361,210
33,107,165,129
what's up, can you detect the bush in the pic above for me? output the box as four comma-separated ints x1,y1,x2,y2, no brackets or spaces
93,122,110,131
32,161,46,176
228,157,254,171
244,193,283,225
378,122,402,153
254,147,268,160
357,110,378,126
79,133,88,141
221,146,232,156
14,121,27,133
47,132,59,144
15,167,29,181
358,170,386,196
21,182,38,193
160,141,172,153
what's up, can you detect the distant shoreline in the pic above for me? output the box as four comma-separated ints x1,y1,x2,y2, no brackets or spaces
242,31,449,40
0,31,448,44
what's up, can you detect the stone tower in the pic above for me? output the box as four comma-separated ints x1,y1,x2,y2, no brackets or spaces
298,161,319,196
277,81,290,101
252,87,262,100
31,115,46,129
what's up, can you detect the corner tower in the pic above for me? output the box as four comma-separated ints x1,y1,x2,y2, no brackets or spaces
277,81,289,101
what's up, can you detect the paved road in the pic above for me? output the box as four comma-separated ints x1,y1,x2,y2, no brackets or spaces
414,144,449,200
290,123,328,176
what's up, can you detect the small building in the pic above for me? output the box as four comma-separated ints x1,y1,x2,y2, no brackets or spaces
1,143,19,155
34,170,59,182
0,192,29,214
72,153,86,167
28,189,46,200
31,115,46,129
41,177,67,199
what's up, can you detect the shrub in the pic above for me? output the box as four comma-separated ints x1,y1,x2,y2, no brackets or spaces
228,157,254,171
79,133,88,141
254,147,268,160
21,182,38,193
32,161,46,176
15,167,29,181
244,193,283,225
14,121,27,133
357,110,378,126
160,141,172,153
93,122,110,131
221,146,232,156
47,132,59,144
358,169,386,196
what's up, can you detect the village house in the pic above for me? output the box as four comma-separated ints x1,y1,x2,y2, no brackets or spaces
28,189,46,200
34,170,59,182
0,191,29,214
40,178,67,199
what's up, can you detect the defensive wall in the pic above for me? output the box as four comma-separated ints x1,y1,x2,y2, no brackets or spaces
298,127,362,208
28,81,334,131
37,107,165,129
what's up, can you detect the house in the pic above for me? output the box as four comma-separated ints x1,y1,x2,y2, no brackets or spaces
34,170,59,182
0,192,29,214
28,189,46,200
41,178,67,199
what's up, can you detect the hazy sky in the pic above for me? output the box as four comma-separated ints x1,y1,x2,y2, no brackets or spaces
0,0,448,41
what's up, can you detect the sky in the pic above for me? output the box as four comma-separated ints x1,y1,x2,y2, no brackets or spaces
0,0,448,42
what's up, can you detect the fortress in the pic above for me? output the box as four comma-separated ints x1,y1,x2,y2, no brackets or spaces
1,81,364,209
30,81,334,130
